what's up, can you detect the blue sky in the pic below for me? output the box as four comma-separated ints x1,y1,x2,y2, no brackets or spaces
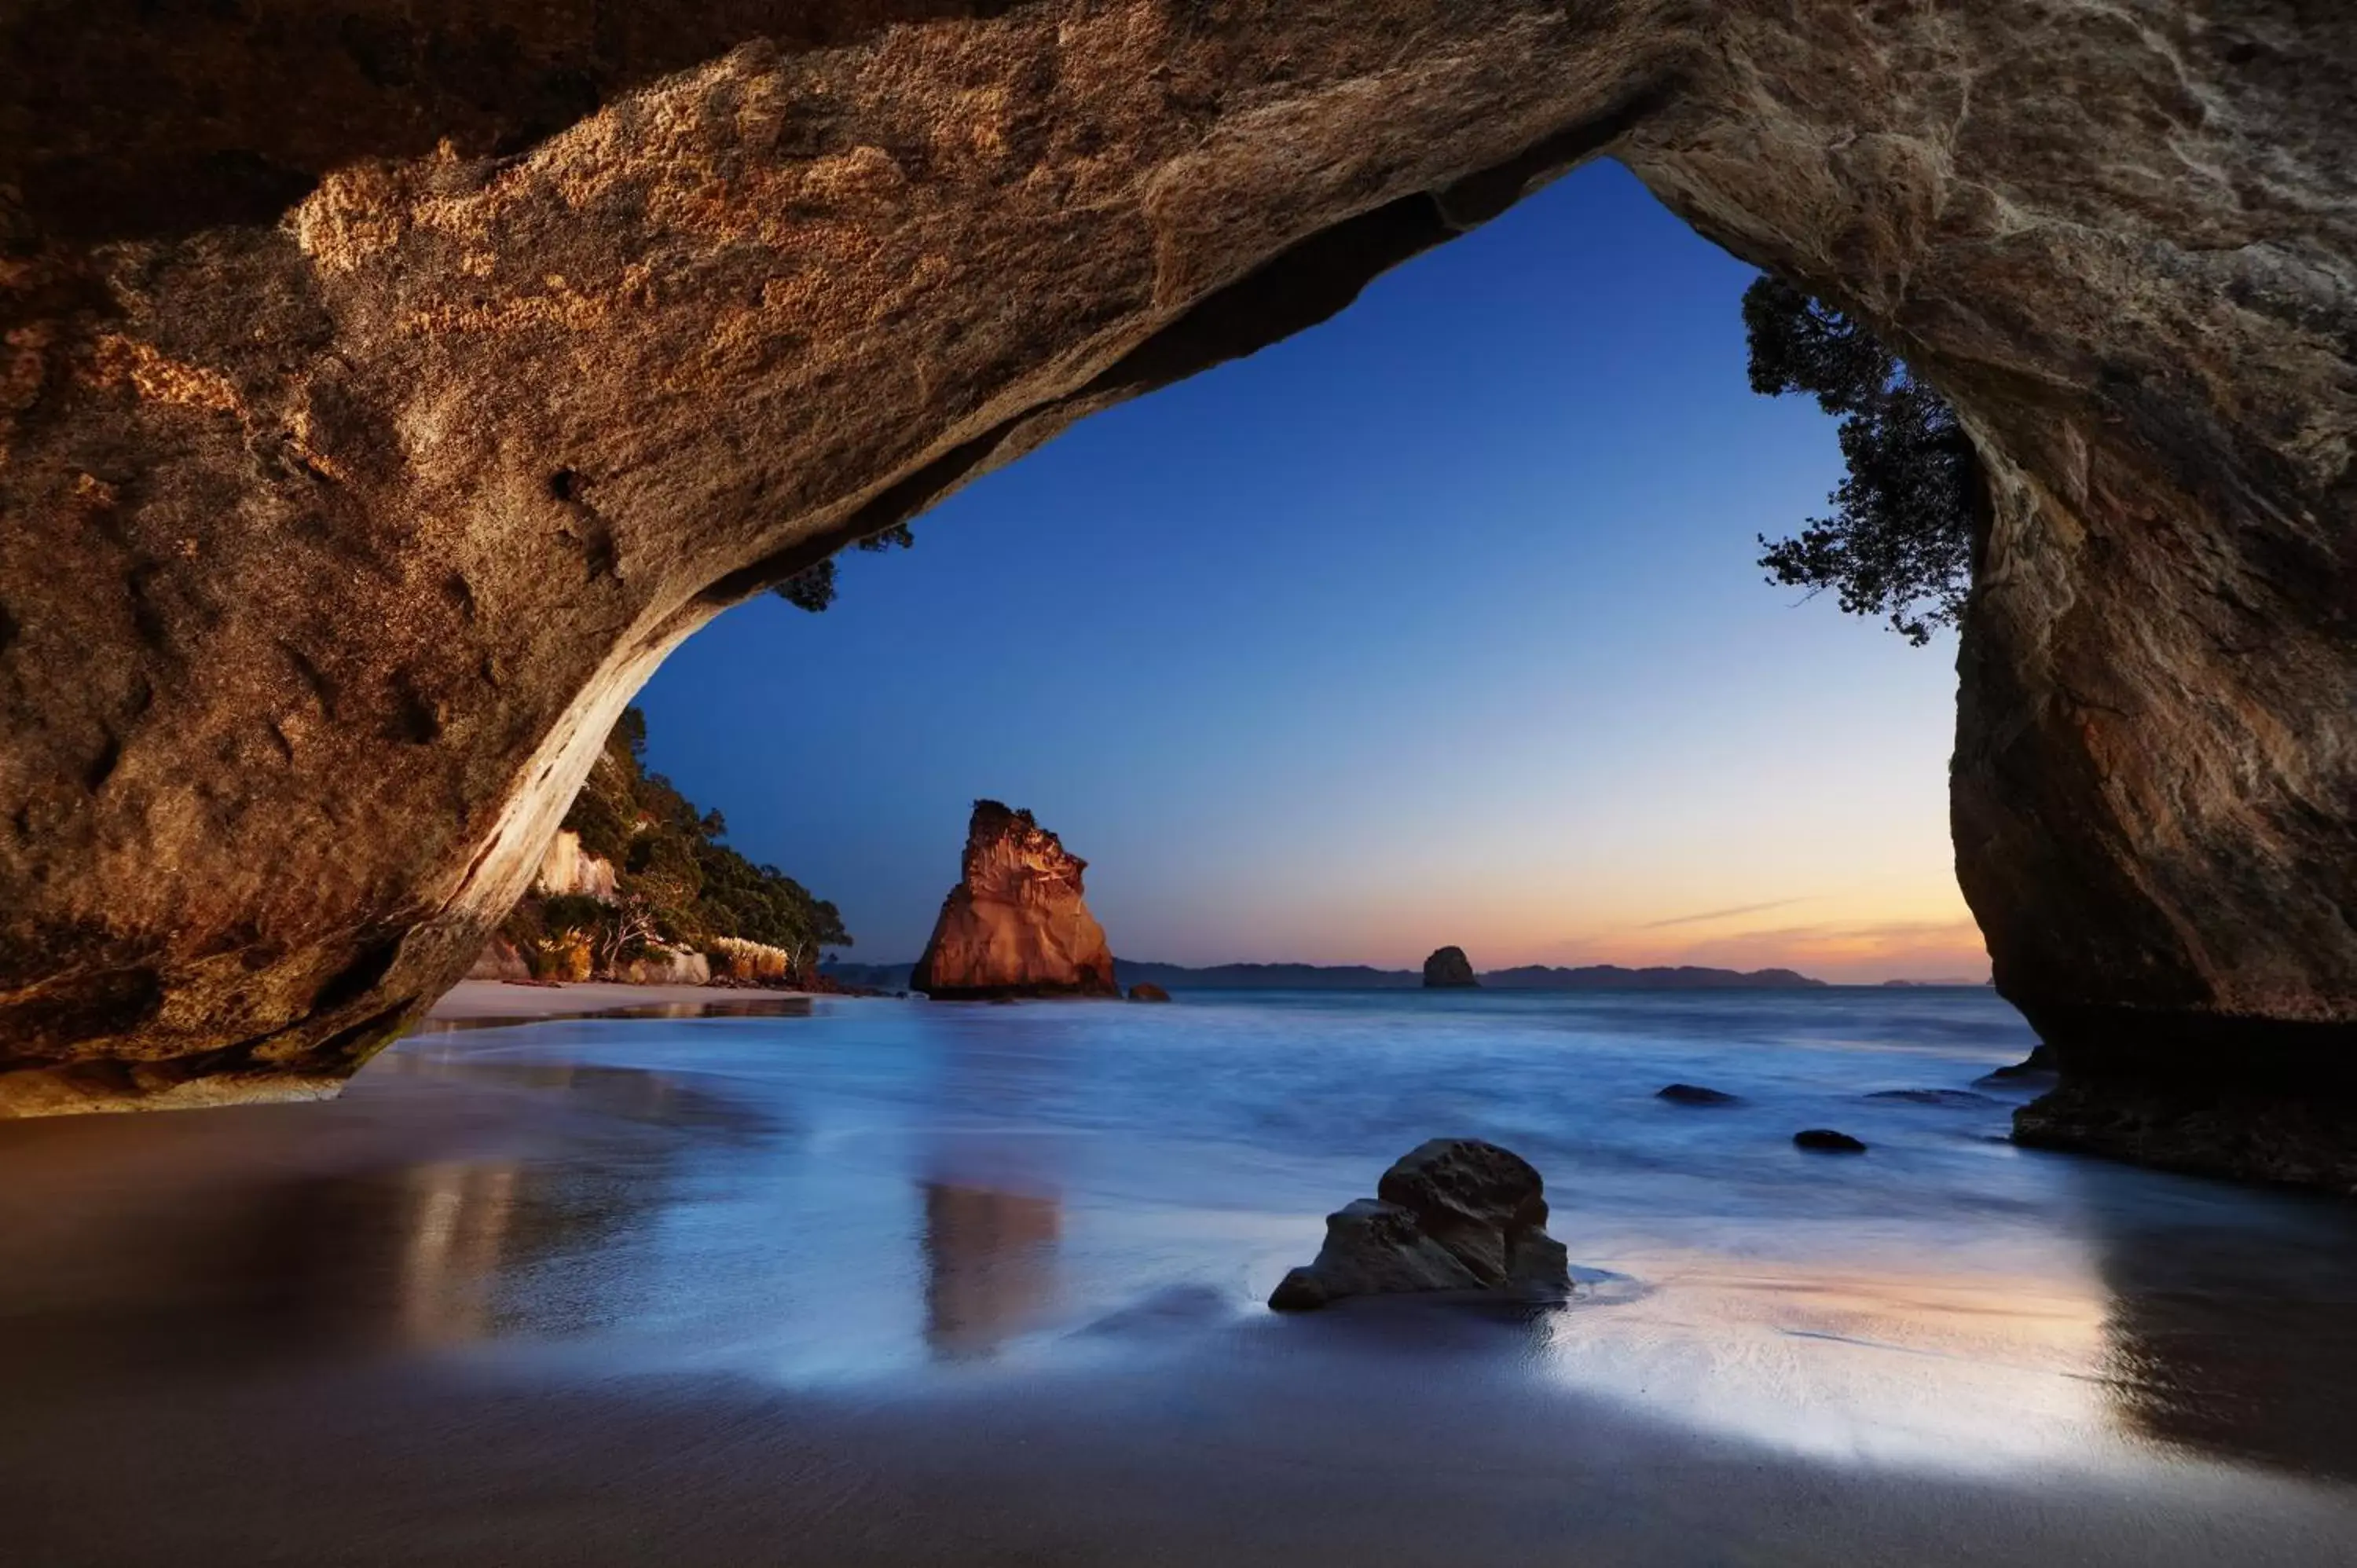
637,159,1983,982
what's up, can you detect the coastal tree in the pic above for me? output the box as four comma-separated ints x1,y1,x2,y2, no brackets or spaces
533,707,855,978
1743,276,1981,645
775,522,916,612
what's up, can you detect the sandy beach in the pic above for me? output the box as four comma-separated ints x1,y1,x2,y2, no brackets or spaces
5,989,2355,1566
423,978,819,1025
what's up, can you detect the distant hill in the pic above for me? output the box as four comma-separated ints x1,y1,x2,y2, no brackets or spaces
822,958,1828,992
1482,964,1826,991
821,960,917,991
1114,961,1422,991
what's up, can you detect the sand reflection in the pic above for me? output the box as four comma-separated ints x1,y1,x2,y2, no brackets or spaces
921,1181,1063,1358
2089,1212,2357,1482
1534,1251,2122,1472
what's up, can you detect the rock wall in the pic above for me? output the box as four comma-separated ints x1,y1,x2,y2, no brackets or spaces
533,830,619,903
617,945,713,987
1,5,2352,1160
911,802,1117,1000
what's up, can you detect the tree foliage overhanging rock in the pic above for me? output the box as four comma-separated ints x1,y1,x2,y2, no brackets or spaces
1743,276,1982,646
774,522,916,613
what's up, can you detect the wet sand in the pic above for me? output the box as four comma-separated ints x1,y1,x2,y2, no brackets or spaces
14,1307,2357,1568
5,996,2356,1565
426,977,817,1024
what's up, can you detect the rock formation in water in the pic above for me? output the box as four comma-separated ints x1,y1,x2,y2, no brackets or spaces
1270,1139,1571,1311
1422,947,1479,988
910,802,1118,1001
1657,1083,1742,1106
0,7,2352,1167
1127,983,1171,1004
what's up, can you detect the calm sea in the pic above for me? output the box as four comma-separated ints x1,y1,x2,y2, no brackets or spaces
9,986,2357,1512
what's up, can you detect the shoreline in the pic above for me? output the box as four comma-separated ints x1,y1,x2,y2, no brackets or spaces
6,987,2356,1565
421,978,821,1027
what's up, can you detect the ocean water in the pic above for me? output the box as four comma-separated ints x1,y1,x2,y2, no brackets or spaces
8,987,2357,1564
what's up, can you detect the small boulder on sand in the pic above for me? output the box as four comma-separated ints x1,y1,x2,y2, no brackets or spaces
1269,1139,1571,1311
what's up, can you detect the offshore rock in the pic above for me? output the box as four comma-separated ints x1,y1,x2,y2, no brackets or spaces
911,802,1118,1001
1422,947,1479,988
1127,983,1171,1003
1658,1083,1742,1106
1794,1129,1868,1155
1269,1139,1571,1312
0,7,2352,1145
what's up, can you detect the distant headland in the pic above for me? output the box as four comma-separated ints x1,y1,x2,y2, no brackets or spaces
827,958,1831,992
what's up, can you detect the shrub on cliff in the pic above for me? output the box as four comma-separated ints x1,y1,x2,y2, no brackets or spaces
774,522,915,613
1743,275,1982,646
532,708,852,980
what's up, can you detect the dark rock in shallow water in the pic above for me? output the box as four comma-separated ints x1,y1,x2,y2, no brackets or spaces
1657,1083,1743,1106
1127,983,1171,1003
2013,1081,2357,1195
1421,947,1479,988
1794,1129,1868,1154
1268,1139,1570,1312
1975,1044,2059,1088
1867,1089,1999,1108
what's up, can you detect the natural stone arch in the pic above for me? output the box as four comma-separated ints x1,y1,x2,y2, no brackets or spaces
1,4,2352,1174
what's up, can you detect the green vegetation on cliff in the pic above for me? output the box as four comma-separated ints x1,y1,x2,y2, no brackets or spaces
500,707,850,979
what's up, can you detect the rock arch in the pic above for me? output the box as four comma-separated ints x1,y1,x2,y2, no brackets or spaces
2,4,2352,1171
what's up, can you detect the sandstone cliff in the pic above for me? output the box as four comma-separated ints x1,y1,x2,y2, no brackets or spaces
911,803,1117,1001
0,4,2351,1179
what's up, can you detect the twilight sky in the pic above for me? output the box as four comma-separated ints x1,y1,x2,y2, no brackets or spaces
636,159,1988,984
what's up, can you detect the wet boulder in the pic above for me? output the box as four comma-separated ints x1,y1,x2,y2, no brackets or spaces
1866,1089,1997,1108
1128,983,1171,1003
1657,1083,1743,1105
1794,1129,1868,1154
1269,1138,1571,1311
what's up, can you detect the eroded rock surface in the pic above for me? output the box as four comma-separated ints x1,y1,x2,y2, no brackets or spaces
0,5,2353,1150
1270,1138,1571,1311
910,801,1117,1000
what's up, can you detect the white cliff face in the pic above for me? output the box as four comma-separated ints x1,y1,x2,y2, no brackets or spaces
533,830,618,903
911,803,1118,1000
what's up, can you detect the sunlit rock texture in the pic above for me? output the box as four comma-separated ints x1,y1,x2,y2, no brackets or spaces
910,801,1117,1000
0,4,2352,1162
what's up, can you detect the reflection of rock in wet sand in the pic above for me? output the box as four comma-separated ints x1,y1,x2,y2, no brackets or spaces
922,1182,1061,1358
0,1067,706,1383
2092,1216,2357,1482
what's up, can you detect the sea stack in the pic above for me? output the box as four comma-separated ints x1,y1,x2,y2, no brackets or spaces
911,802,1120,1000
1423,947,1479,988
